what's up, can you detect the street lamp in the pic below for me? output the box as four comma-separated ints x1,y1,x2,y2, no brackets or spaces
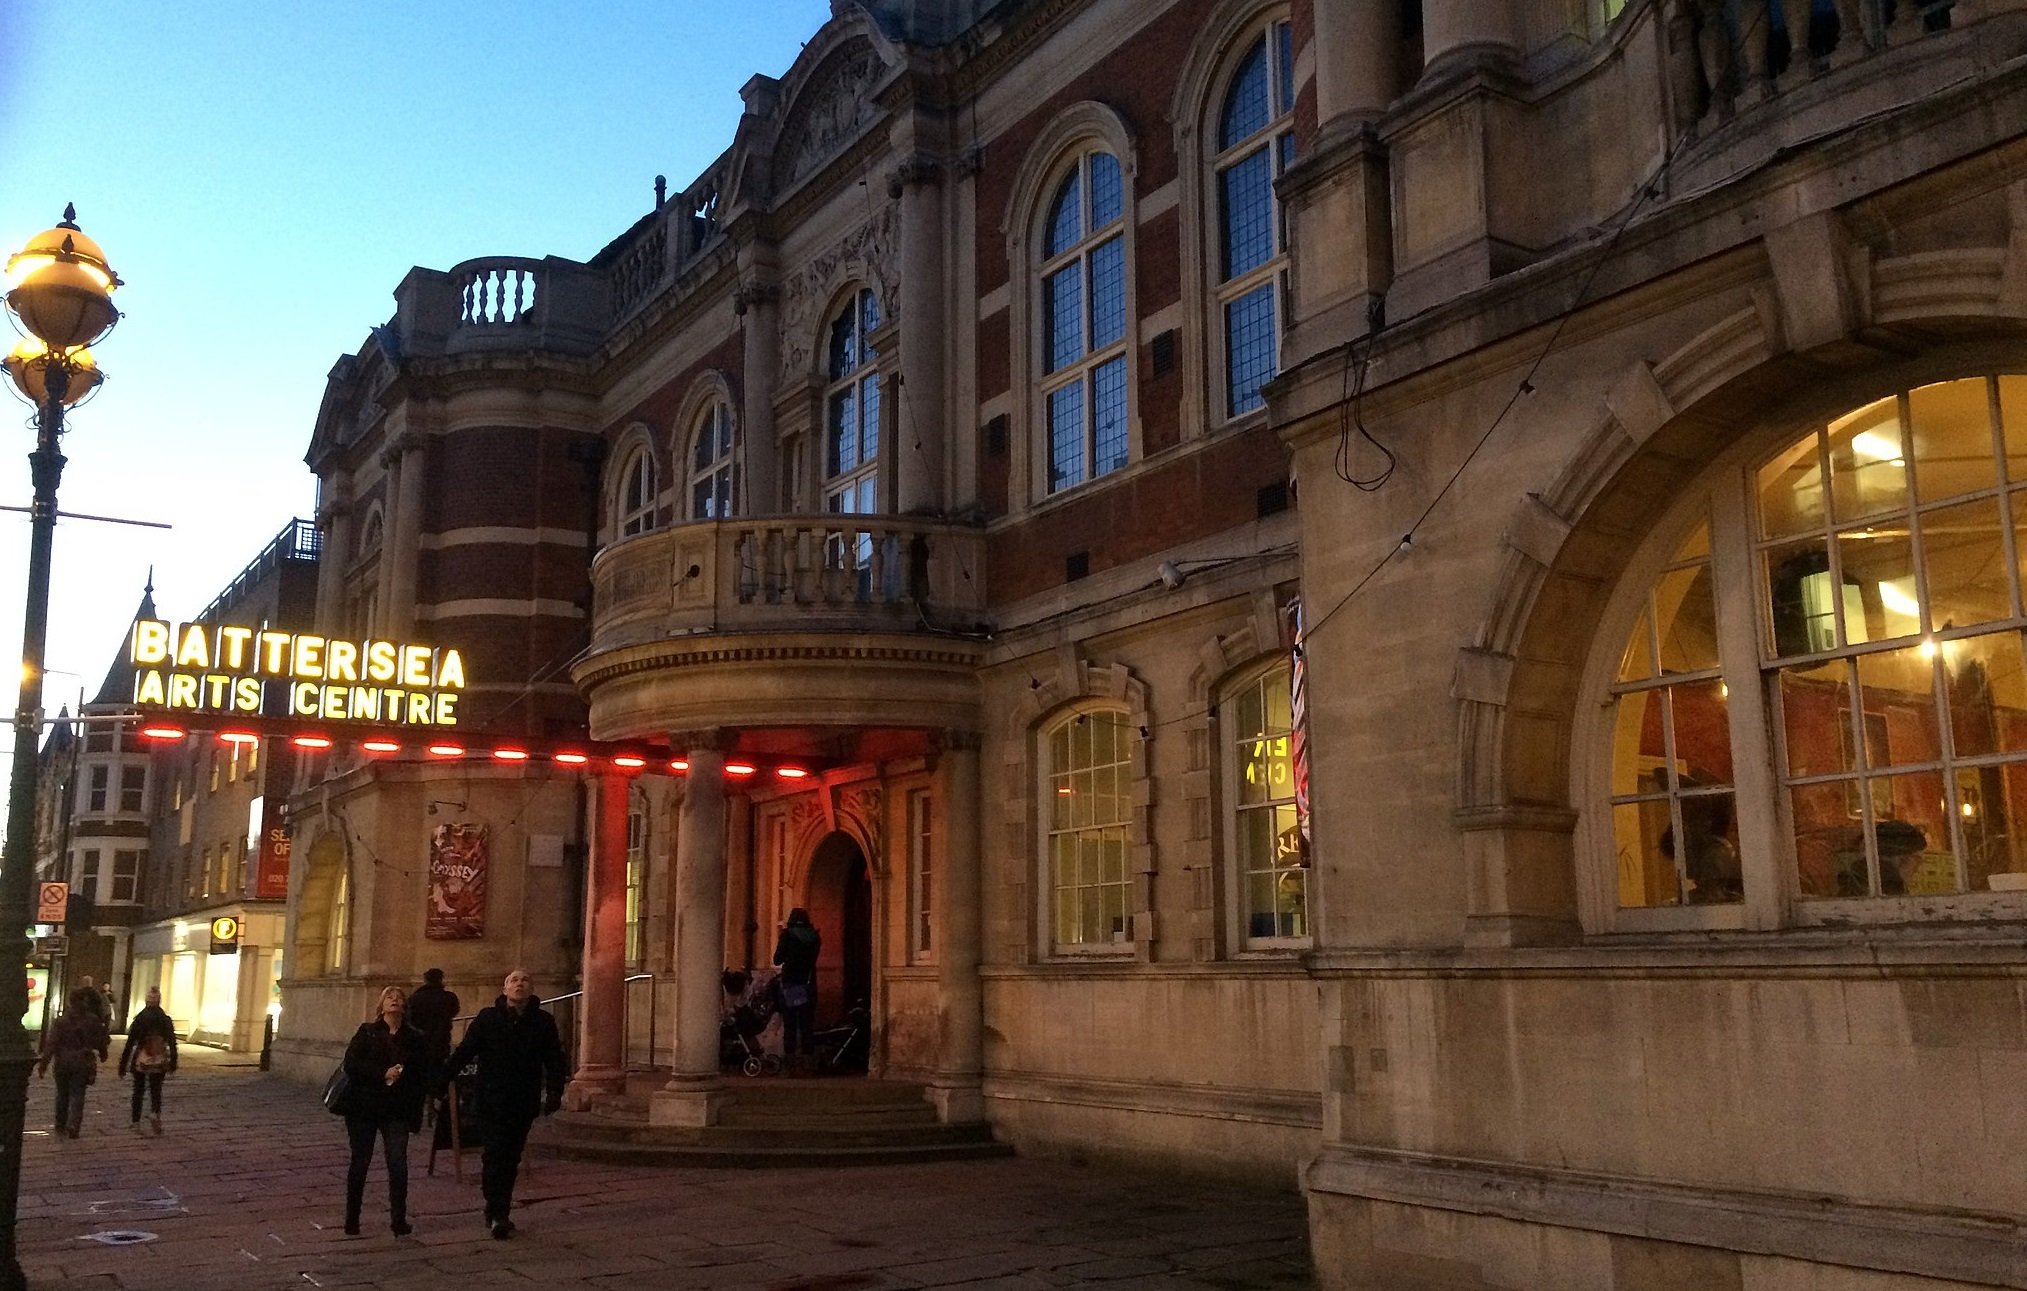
0,204,118,1291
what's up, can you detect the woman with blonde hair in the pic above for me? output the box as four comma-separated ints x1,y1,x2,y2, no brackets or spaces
338,985,431,1236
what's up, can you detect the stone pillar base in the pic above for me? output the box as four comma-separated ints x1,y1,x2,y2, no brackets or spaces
562,1064,626,1112
649,1077,724,1128
928,1075,985,1125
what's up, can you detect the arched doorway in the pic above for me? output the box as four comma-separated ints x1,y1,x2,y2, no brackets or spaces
801,831,871,1033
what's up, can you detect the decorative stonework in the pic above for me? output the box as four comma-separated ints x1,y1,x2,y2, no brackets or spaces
836,782,886,874
776,204,900,380
776,37,885,193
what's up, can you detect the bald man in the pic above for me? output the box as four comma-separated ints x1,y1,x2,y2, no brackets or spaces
440,968,566,1238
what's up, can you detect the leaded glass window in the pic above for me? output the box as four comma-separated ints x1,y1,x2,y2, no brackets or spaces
1213,19,1294,419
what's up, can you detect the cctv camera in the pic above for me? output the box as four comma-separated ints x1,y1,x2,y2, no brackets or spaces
1156,560,1185,590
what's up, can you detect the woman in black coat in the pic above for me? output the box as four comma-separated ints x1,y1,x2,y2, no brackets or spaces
340,985,432,1236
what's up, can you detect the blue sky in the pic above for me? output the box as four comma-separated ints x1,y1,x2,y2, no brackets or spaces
0,1,831,759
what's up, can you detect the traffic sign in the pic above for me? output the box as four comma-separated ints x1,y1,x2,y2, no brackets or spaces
32,935,66,957
34,882,67,923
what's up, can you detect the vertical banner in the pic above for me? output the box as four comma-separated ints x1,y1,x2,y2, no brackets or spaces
1285,596,1311,843
426,823,489,939
254,798,292,899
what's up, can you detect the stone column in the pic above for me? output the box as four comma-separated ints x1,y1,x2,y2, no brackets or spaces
385,434,427,638
1312,0,1401,142
1419,0,1519,78
651,741,728,1128
564,773,630,1109
891,151,945,515
314,476,352,634
930,731,984,1123
735,275,782,513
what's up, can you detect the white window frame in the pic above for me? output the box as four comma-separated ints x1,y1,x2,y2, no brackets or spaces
688,400,739,520
76,847,101,904
111,848,140,903
1040,705,1138,956
1221,660,1310,951
616,445,656,538
1208,14,1294,425
625,792,648,970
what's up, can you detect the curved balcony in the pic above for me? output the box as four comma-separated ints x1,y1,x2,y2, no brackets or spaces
575,515,989,741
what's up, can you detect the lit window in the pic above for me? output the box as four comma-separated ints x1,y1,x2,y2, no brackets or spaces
690,401,738,519
1600,375,2027,923
625,795,648,969
908,789,934,959
616,446,656,538
329,867,350,974
1039,150,1130,493
1228,664,1307,944
1212,18,1294,419
1045,710,1136,950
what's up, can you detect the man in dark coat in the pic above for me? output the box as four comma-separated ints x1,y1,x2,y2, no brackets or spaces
772,908,822,1070
406,969,460,1068
439,968,566,1239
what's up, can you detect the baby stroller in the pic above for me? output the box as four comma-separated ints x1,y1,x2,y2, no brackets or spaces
719,970,783,1077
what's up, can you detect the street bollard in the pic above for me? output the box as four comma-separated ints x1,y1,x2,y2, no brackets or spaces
259,1013,273,1071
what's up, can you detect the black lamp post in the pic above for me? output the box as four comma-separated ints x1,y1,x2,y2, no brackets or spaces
0,204,119,1291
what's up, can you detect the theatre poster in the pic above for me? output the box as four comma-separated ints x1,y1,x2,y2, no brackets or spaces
426,823,489,939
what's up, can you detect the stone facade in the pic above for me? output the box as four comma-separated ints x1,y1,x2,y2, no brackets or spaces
270,1,2025,1286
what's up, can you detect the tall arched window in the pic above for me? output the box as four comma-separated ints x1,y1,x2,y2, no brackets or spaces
1213,16,1294,419
1040,150,1130,493
1226,662,1307,945
825,289,881,518
1044,708,1136,950
1596,375,2027,928
616,446,656,538
690,401,737,519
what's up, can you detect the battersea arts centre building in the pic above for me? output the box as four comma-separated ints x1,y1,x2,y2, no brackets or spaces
252,2,2027,1287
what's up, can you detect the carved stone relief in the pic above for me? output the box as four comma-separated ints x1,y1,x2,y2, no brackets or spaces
776,202,899,379
776,38,885,192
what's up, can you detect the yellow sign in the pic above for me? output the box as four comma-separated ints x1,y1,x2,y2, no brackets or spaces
210,916,240,942
35,882,67,923
128,619,465,727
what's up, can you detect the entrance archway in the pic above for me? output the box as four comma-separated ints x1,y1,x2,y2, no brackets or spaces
802,831,871,1032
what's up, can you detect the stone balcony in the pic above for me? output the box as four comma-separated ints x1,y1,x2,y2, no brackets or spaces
574,515,989,742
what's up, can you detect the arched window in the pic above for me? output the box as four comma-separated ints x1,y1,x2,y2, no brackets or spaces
616,445,656,538
1039,150,1130,493
1597,375,2027,927
825,289,881,518
1043,708,1137,950
689,401,737,519
1225,662,1307,945
1212,16,1294,420
327,866,350,974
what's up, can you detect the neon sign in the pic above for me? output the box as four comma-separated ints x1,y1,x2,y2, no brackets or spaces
128,619,466,727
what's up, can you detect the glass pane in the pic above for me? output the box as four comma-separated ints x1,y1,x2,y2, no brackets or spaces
1235,679,1265,740
1238,805,1273,870
1218,36,1270,148
1224,283,1277,417
1838,526,1918,644
1092,358,1129,477
1853,645,1939,768
1048,382,1085,492
1274,20,1294,116
1245,871,1278,935
1908,378,1996,504
1045,263,1083,372
1790,781,1859,898
1873,770,1951,895
828,310,855,379
1764,537,1836,657
1220,148,1275,280
828,390,855,474
860,290,881,354
1677,792,1742,905
1779,659,1854,778
1654,565,1719,674
1758,434,1826,539
1673,522,1711,563
1088,237,1126,350
1999,375,2027,483
1609,690,1668,796
1046,172,1082,258
1051,837,1074,888
1827,396,1908,521
1614,800,1680,908
1102,832,1126,884
1617,609,1655,683
1669,681,1734,787
860,373,880,460
1051,774,1072,830
1238,735,1279,805
1055,889,1076,945
1946,630,2027,758
1968,762,2027,891
1264,669,1293,731
1921,496,2010,631
1089,152,1122,230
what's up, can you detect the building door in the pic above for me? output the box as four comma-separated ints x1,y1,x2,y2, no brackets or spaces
803,831,872,1033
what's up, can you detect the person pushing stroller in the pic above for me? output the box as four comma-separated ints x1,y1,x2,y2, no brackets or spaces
719,969,782,1076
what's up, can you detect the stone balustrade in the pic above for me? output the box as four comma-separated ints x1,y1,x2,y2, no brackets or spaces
1687,0,1957,117
590,514,988,653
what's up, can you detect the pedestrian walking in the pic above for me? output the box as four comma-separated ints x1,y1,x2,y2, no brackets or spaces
37,987,109,1138
118,986,178,1134
773,908,821,1073
438,968,566,1239
74,976,107,1024
338,985,432,1237
407,967,461,1153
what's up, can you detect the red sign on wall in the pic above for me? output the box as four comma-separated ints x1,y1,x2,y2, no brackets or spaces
255,799,291,899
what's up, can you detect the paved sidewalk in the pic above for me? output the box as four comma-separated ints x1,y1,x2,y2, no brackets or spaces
16,1048,1314,1289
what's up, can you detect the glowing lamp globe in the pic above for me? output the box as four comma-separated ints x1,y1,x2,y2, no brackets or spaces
5,206,120,350
2,338,99,407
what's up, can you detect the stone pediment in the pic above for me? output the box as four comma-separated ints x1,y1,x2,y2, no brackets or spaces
774,35,889,194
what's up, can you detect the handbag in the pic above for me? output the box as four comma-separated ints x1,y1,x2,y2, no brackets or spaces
321,1062,354,1116
779,981,811,1009
132,1036,168,1075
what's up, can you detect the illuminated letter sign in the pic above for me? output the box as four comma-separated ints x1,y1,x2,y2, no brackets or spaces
126,620,469,728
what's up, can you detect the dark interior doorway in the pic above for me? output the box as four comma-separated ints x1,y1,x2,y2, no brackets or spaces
803,831,872,1032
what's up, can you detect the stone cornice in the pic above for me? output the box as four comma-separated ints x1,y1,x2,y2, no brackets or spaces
573,635,987,692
